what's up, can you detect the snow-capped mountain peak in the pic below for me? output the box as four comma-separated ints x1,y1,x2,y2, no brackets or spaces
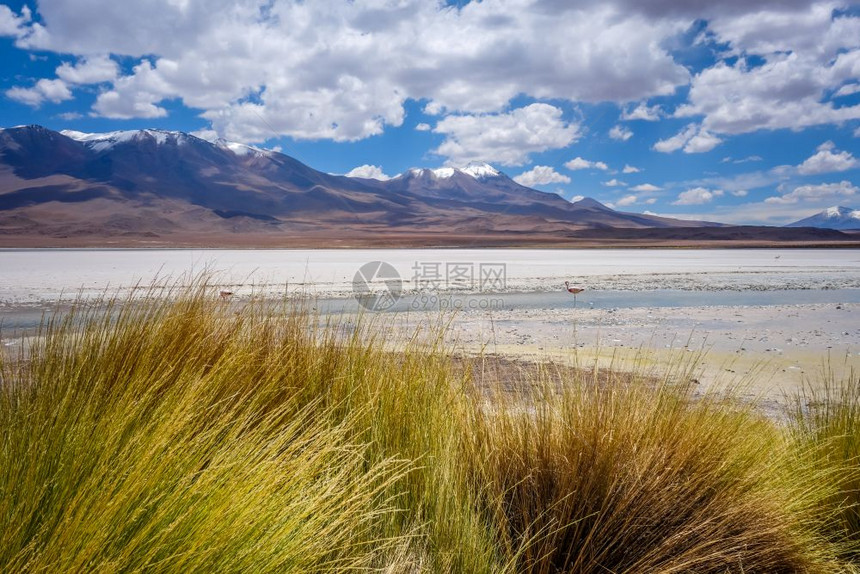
460,162,500,179
60,128,192,152
400,162,501,180
786,206,860,230
59,128,276,158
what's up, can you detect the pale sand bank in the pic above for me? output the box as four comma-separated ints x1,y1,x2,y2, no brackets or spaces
425,302,860,410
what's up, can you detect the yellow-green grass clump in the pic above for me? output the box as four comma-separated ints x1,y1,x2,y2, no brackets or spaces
0,281,855,572
792,363,860,561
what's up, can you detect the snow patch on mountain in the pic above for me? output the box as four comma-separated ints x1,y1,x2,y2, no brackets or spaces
214,139,271,157
60,128,192,152
59,128,277,158
399,162,501,180
461,162,500,179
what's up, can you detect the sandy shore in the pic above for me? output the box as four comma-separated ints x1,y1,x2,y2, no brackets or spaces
414,301,857,412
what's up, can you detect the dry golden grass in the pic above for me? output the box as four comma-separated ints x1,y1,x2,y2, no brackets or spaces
0,279,857,572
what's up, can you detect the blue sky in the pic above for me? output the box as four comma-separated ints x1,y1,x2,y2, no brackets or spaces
1,0,859,225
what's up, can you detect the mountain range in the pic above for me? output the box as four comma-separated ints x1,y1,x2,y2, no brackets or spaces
0,125,855,247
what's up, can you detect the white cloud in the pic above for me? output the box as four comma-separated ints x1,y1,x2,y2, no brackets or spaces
674,5,860,137
0,5,30,37
565,156,608,171
570,195,585,203
345,164,391,180
731,189,748,197
630,183,662,192
513,165,571,187
621,102,661,121
56,55,118,84
677,51,860,136
683,129,722,153
616,194,637,206
764,181,859,204
603,178,626,187
653,123,697,153
92,59,173,119
5,0,859,148
797,142,858,175
6,78,72,107
622,164,641,174
4,0,692,143
835,84,860,98
644,197,657,204
653,123,721,153
609,124,633,141
721,155,763,164
673,186,719,205
415,123,431,131
433,103,580,166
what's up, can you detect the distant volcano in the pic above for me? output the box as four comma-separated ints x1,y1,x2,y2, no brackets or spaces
786,206,860,230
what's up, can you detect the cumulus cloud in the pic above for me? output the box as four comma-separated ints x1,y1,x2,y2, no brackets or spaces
6,78,72,107
609,124,633,141
565,157,608,171
3,0,691,143
434,103,580,166
630,183,662,192
56,55,118,84
654,123,721,153
673,186,723,205
835,84,860,98
677,57,860,135
4,0,859,151
603,178,626,187
676,3,860,137
683,129,722,153
0,4,31,37
622,164,641,173
345,164,391,180
797,141,858,175
513,165,571,187
415,123,431,131
93,60,173,119
620,102,661,121
653,124,696,153
764,181,859,204
616,194,637,206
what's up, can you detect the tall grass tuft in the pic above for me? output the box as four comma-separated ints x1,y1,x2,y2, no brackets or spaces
0,283,415,572
791,364,860,562
0,278,855,572
467,365,851,573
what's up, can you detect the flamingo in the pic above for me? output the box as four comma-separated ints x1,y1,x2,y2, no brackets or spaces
565,281,584,306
